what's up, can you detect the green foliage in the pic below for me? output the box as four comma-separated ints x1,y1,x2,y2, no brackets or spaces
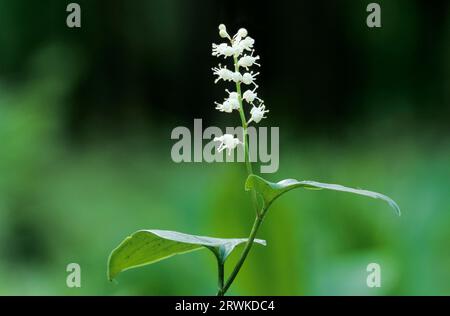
108,229,266,280
246,174,401,216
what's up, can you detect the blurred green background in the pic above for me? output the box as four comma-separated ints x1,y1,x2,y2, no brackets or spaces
0,0,449,295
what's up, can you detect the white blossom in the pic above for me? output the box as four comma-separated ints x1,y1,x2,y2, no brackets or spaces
242,72,259,86
226,89,239,100
212,43,236,58
215,100,233,113
214,134,241,155
212,64,234,83
248,104,269,124
215,91,240,113
242,89,261,103
233,28,248,43
226,90,240,108
238,52,260,69
236,36,255,54
228,97,240,110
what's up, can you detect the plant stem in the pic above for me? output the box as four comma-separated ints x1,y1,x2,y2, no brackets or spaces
234,56,253,177
217,260,225,296
222,213,264,294
233,56,259,214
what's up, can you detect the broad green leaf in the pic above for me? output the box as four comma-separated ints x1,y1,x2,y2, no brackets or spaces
246,174,400,216
108,229,266,280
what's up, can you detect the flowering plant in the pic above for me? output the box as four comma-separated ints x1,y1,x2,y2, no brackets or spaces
107,25,400,295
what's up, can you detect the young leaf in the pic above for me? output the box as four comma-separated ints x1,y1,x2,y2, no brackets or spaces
246,174,401,216
108,229,266,280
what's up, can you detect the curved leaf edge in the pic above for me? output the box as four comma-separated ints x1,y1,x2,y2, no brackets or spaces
107,229,267,281
246,174,401,216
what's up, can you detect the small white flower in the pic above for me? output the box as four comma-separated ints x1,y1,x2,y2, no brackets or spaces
237,28,248,38
215,100,233,113
228,97,240,110
238,52,260,69
242,71,259,86
226,90,240,109
212,43,236,58
237,36,255,53
242,88,262,103
226,89,239,100
215,91,240,113
248,104,269,124
233,28,248,43
214,134,241,155
212,64,234,83
212,43,226,56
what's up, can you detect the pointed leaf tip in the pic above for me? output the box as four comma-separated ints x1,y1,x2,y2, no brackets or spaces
246,174,400,216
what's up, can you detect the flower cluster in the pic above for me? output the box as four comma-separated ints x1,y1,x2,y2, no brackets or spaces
212,24,269,154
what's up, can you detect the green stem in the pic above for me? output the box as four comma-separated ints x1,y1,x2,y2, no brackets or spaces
222,213,264,294
234,56,253,177
233,56,259,215
217,260,225,296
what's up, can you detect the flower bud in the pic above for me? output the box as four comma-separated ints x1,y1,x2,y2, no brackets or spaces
237,28,248,38
218,24,230,39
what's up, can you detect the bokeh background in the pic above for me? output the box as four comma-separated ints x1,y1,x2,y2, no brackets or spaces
0,0,449,295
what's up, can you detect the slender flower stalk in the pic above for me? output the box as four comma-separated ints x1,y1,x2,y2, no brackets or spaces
212,24,268,295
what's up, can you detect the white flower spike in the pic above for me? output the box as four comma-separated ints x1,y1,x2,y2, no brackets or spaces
214,134,241,155
211,24,269,127
248,104,269,124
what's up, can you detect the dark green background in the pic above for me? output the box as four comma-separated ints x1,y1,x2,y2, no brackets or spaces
0,0,449,295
